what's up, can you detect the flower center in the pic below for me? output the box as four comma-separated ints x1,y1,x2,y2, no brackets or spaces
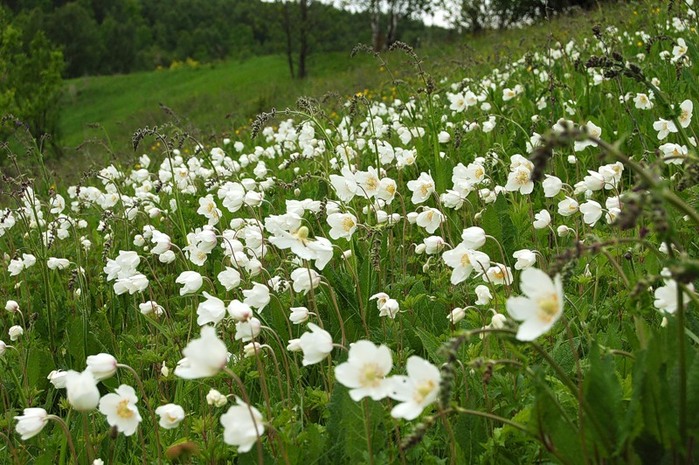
419,183,433,197
537,294,560,323
516,170,530,185
295,226,309,241
413,379,437,404
116,399,134,419
342,217,355,232
359,363,384,388
365,177,378,191
460,253,471,267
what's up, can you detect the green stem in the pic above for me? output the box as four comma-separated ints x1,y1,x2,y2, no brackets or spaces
48,415,79,464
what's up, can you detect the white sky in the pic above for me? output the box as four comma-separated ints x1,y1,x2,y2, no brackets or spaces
262,0,453,28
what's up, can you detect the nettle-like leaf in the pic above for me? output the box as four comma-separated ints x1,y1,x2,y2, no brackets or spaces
582,344,623,457
326,384,387,464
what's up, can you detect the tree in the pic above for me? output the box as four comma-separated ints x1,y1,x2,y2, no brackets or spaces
343,0,437,51
44,2,102,77
0,8,63,148
277,0,313,80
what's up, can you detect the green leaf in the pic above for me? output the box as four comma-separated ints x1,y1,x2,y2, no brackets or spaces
326,384,386,464
582,344,623,457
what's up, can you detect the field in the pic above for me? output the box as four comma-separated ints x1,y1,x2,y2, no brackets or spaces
2,0,699,464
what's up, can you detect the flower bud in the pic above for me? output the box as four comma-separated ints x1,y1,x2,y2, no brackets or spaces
206,389,228,407
86,353,118,381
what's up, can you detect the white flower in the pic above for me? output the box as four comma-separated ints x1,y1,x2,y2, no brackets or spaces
234,317,261,342
654,279,695,314
327,212,358,240
533,210,551,229
557,225,573,237
47,369,68,389
485,264,513,285
5,300,19,313
197,194,222,225
574,121,601,151
86,353,118,381
442,244,490,285
335,340,393,401
290,267,321,294
672,38,688,63
557,197,579,217
289,306,310,324
355,167,381,199
461,227,486,249
22,253,36,268
47,257,70,270
298,323,333,366
542,175,563,197
423,236,446,255
447,307,466,324
679,99,693,128
174,326,229,379
138,301,164,316
388,356,441,420
415,208,443,234
475,285,492,305
176,271,203,296
583,170,605,191
243,283,271,311
14,408,49,440
9,325,23,341
155,403,185,429
206,389,228,407
98,384,142,436
218,267,242,291
65,369,100,411
634,93,653,110
197,292,227,326
379,299,400,319
580,200,603,226
504,166,534,195
659,143,688,165
513,249,537,270
506,268,564,341
220,399,265,453
407,172,435,204
653,118,678,140
8,259,24,276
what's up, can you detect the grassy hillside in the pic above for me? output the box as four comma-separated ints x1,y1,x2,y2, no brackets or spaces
55,1,637,177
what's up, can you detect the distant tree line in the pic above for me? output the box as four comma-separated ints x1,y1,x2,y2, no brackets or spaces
2,0,446,79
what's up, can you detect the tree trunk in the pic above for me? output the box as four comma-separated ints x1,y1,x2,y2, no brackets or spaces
386,5,399,47
370,0,383,52
298,0,309,79
282,1,295,79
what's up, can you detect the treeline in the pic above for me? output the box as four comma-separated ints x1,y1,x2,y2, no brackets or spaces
3,0,446,78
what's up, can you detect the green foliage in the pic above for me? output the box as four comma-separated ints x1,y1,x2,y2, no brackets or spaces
0,8,63,149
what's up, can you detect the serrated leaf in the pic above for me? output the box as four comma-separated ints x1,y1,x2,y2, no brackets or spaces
583,344,622,457
326,384,385,464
